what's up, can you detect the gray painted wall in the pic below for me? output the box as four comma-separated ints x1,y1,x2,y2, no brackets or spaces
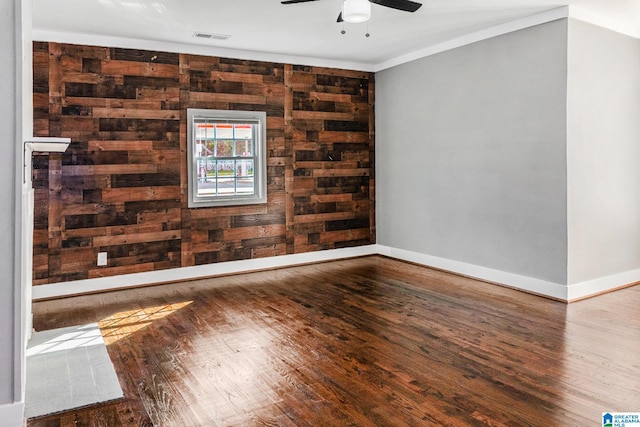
376,20,569,285
567,20,640,284
0,0,20,408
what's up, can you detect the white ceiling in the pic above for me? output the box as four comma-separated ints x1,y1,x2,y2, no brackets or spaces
32,0,640,71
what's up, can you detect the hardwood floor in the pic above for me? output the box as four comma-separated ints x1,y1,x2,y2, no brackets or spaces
28,255,640,426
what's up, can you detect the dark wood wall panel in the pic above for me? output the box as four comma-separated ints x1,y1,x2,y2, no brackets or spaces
179,54,288,267
32,42,375,286
290,65,374,253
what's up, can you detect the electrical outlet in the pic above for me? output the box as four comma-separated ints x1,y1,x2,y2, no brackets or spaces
97,252,108,266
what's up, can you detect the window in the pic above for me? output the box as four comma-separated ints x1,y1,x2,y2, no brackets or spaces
187,109,267,208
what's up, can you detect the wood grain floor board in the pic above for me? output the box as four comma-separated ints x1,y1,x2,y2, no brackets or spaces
28,256,640,426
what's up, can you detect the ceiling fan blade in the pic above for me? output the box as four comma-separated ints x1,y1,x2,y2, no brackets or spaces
370,0,422,13
337,12,343,22
281,0,320,4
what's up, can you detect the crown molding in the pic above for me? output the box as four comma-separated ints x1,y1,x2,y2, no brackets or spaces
373,6,569,71
32,29,376,72
33,5,639,75
32,7,570,74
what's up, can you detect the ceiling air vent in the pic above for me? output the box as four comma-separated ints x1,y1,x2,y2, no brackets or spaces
193,32,231,41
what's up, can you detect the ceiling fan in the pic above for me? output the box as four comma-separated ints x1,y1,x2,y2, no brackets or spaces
281,0,422,24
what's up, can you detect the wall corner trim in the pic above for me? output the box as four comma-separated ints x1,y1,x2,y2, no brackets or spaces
0,401,24,427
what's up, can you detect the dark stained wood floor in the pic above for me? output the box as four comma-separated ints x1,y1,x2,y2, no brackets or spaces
28,255,640,426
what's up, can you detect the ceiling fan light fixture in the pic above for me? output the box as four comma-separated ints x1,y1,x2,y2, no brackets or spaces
342,0,371,23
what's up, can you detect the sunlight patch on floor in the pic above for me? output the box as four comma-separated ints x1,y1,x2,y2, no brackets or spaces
98,301,193,345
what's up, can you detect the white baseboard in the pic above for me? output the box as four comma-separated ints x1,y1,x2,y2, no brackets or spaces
33,243,639,303
375,245,570,301
32,245,379,300
0,401,24,427
567,268,640,302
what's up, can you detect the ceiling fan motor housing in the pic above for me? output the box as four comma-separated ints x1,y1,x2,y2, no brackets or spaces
342,0,371,23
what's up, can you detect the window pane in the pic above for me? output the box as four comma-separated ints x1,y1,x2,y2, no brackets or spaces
195,122,213,140
197,141,214,158
217,159,235,177
196,162,217,197
216,177,235,195
215,123,233,139
234,124,252,139
206,159,216,176
236,159,253,177
235,139,252,157
237,177,254,194
215,140,233,157
196,160,207,182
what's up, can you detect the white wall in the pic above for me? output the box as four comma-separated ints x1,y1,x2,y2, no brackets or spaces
567,19,640,285
376,20,569,288
19,0,34,406
0,0,27,424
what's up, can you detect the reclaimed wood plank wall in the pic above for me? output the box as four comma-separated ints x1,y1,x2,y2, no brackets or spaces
32,42,375,286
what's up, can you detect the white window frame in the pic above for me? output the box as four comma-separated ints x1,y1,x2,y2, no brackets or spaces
187,108,267,208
